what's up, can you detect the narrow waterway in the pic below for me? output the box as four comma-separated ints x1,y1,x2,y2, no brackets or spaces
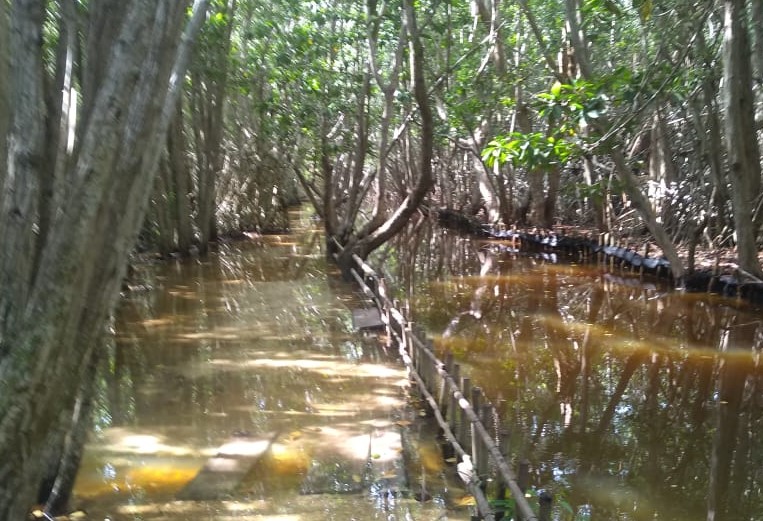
390,228,763,521
72,213,470,520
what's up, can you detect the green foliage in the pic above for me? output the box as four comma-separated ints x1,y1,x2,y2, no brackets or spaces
482,80,604,171
535,80,608,130
482,132,578,171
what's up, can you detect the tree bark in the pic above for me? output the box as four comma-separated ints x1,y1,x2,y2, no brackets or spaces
722,0,763,277
647,108,677,224
170,98,195,255
0,1,207,517
38,0,79,275
0,0,47,334
750,0,763,123
0,0,10,211
41,352,100,514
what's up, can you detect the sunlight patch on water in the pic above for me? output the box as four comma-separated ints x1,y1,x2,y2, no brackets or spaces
74,456,201,500
139,318,175,328
99,431,202,457
217,439,274,457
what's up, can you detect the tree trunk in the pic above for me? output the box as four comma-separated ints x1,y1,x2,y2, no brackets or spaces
647,108,677,225
0,0,46,334
722,0,763,277
750,0,763,124
0,0,8,194
154,156,178,256
564,0,685,279
169,98,194,254
193,0,236,254
528,168,545,226
0,1,208,517
361,3,405,236
351,0,434,259
38,0,79,273
582,155,605,230
543,166,560,228
41,352,100,515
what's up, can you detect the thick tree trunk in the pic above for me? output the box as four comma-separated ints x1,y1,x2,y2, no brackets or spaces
38,0,79,272
0,1,207,518
0,0,8,194
544,166,560,228
722,0,763,277
0,0,46,334
528,169,545,226
40,353,100,515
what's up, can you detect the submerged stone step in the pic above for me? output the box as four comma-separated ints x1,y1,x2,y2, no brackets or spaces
300,425,407,496
176,432,280,500
352,307,385,331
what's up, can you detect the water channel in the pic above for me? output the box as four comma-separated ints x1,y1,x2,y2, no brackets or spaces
72,212,763,521
71,212,468,520
390,227,763,521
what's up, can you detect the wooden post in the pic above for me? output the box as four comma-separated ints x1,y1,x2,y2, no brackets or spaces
517,460,530,521
449,364,460,433
426,339,437,390
439,351,454,413
471,387,484,481
497,427,510,500
379,277,392,349
406,319,416,370
458,377,472,447
538,491,553,521
496,398,509,501
518,459,529,493
478,402,492,484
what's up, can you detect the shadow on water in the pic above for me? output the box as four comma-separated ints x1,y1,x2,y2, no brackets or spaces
380,225,763,521
72,211,470,520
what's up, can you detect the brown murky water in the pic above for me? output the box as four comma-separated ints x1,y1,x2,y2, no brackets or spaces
72,213,471,520
391,229,763,521
74,215,763,521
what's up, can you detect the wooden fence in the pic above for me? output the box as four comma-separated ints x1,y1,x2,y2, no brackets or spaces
330,239,553,521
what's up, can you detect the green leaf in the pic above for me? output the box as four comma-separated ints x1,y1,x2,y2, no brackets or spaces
550,81,563,97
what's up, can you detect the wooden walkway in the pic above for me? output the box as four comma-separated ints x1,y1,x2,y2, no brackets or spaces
331,237,554,521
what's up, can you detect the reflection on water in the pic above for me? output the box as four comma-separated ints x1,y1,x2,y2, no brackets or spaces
74,213,465,520
389,229,763,521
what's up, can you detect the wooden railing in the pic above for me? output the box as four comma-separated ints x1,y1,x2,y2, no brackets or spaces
330,238,553,521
